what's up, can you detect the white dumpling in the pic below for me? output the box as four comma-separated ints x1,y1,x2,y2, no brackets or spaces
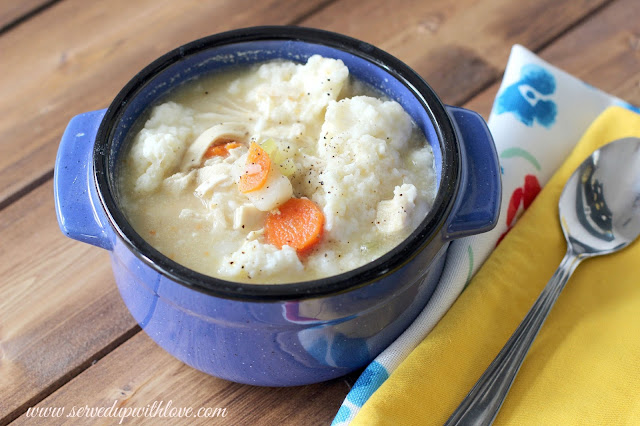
128,102,195,193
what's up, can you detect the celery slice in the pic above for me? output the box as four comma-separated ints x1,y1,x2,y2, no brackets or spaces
279,158,296,177
260,138,278,158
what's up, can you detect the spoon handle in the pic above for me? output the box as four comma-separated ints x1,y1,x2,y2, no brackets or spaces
444,250,583,426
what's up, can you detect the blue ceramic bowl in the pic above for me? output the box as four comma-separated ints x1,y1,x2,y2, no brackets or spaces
54,26,500,386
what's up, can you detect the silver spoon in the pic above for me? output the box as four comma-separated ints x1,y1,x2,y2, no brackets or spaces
445,137,640,426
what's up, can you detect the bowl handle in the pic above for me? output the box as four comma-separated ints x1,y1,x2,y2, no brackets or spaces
443,106,501,240
54,109,113,250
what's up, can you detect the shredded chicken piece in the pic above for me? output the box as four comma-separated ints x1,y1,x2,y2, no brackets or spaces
180,124,248,171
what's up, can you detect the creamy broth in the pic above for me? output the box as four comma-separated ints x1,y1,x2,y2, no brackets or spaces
119,55,437,283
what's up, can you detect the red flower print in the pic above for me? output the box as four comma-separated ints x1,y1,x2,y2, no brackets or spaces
497,174,541,245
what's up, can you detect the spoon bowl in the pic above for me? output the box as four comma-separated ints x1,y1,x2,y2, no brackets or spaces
446,137,640,425
561,137,640,256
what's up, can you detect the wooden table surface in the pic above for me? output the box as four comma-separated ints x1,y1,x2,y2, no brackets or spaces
1,0,639,424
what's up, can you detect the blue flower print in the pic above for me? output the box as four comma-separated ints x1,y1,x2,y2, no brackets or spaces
496,64,557,128
346,361,389,407
333,405,352,424
615,100,640,114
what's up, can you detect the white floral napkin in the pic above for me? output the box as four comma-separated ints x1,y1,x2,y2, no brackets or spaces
331,44,639,425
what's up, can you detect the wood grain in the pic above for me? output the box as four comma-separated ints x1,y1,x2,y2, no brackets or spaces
303,0,610,105
13,0,640,424
10,333,358,426
0,0,608,209
0,0,330,210
464,0,640,119
0,0,52,31
0,180,138,423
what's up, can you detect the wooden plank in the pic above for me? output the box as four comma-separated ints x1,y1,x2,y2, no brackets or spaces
14,0,640,424
0,180,138,424
0,0,608,209
464,0,640,119
0,0,330,209
303,0,609,105
0,0,52,31
10,333,357,426
0,1,332,422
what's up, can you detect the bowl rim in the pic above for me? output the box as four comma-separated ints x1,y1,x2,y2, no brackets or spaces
93,25,461,301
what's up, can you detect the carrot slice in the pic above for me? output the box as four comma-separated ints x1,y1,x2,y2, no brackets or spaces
203,140,241,159
265,198,324,254
238,142,271,193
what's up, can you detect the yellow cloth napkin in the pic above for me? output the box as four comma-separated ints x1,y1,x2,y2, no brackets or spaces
352,106,640,425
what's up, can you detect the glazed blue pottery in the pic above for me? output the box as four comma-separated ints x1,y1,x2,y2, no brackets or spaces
53,26,501,386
